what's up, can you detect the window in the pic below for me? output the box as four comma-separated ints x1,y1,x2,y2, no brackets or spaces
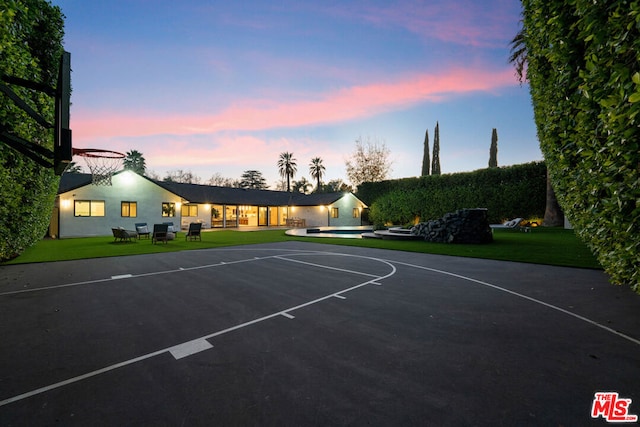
181,204,198,217
353,208,360,218
331,207,339,218
74,200,105,217
121,201,137,217
162,202,176,217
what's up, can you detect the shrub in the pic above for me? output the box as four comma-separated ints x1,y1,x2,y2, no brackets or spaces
364,162,546,226
522,0,640,290
0,0,65,261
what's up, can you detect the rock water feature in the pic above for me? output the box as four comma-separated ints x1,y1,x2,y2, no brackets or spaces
411,208,493,244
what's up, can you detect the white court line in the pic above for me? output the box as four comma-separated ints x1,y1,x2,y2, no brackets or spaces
0,252,396,407
169,339,213,360
274,255,382,278
283,250,640,347
0,251,316,297
334,294,347,300
281,312,295,319
391,260,640,347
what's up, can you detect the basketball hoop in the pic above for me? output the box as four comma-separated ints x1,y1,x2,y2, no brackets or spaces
73,148,125,185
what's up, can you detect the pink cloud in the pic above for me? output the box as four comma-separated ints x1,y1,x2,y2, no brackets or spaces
71,67,516,144
333,0,520,48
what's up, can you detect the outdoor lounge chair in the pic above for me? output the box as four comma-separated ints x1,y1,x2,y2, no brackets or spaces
152,223,169,244
135,222,150,239
490,218,528,231
112,227,138,243
185,222,202,241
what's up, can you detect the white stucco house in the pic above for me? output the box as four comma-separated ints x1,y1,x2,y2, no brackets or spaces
51,170,368,238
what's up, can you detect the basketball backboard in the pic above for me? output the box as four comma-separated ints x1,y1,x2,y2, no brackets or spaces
54,51,72,175
0,51,71,175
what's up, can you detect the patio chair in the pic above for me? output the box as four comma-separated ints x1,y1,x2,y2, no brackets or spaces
152,223,169,244
135,222,150,239
163,221,179,238
185,222,202,241
112,227,137,243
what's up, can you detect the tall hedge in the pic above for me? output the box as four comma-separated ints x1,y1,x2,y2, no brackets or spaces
362,162,546,226
0,0,64,260
522,0,640,290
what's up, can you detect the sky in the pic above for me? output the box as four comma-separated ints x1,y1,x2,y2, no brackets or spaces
52,0,539,188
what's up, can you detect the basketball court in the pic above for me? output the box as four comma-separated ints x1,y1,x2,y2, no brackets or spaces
1,241,639,425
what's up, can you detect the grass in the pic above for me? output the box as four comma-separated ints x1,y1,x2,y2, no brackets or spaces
4,227,601,270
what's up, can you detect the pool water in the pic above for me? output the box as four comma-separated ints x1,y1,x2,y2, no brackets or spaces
285,226,374,239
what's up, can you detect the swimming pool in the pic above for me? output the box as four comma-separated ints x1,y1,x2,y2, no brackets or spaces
285,226,374,239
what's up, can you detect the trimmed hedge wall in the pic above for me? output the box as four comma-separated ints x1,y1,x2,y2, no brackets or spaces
0,1,64,261
522,0,640,290
360,162,546,226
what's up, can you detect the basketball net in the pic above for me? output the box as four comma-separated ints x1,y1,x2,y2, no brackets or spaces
73,149,125,185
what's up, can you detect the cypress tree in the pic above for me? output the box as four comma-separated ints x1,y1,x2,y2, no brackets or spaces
421,128,430,176
489,128,498,168
431,122,441,175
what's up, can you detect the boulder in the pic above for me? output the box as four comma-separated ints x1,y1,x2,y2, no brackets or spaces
410,208,493,244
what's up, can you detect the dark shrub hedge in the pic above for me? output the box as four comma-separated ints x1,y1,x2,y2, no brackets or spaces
0,1,64,261
522,0,640,290
361,162,546,226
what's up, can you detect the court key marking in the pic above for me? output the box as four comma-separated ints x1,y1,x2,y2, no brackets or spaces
0,251,396,407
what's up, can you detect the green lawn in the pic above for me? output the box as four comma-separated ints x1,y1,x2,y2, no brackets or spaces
4,227,601,270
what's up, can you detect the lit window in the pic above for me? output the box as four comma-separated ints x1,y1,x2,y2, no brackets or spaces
181,204,198,217
331,207,339,218
162,202,176,217
74,200,105,217
353,208,359,218
121,201,137,217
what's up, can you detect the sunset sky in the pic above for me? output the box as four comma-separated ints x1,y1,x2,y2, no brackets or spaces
52,0,539,188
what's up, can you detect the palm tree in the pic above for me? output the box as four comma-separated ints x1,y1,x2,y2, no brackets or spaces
309,157,325,192
123,150,146,175
277,152,297,192
509,24,563,226
63,161,83,173
509,24,527,84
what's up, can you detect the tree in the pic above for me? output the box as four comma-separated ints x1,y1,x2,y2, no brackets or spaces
123,150,146,175
163,169,201,184
309,157,325,192
206,172,236,187
421,128,430,176
488,128,498,168
317,179,347,193
1,0,65,260
508,23,563,228
63,161,83,173
292,177,312,194
508,23,528,84
273,179,288,191
431,122,441,175
239,170,268,190
277,152,297,192
345,136,391,188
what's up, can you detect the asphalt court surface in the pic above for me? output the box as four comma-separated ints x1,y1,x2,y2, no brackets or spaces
1,241,640,426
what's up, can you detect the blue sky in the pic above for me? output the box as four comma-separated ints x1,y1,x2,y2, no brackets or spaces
52,0,539,187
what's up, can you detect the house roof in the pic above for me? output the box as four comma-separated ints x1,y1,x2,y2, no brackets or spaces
57,172,363,207
154,179,350,206
57,173,93,193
